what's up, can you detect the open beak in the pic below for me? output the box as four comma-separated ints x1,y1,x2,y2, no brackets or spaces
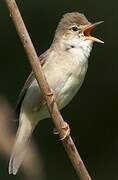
82,21,104,43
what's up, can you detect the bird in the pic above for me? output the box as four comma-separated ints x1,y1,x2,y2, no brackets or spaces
9,12,104,175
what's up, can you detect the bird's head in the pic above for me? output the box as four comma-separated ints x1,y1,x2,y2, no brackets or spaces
54,12,104,52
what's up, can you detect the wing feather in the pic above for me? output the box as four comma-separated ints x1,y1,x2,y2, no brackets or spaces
15,52,47,117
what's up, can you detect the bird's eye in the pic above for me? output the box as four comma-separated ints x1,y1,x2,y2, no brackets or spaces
71,26,79,32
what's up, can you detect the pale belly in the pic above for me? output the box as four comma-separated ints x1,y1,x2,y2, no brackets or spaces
57,64,87,109
21,54,88,122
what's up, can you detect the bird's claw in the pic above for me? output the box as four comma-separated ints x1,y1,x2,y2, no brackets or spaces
47,89,55,105
53,122,70,140
60,122,70,140
47,90,54,97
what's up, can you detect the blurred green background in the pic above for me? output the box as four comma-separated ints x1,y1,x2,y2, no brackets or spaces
0,0,118,180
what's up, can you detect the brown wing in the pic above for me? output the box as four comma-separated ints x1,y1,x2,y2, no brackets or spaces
15,51,48,117
15,71,35,117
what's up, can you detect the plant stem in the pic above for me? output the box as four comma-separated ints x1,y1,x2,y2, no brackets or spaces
4,1,92,179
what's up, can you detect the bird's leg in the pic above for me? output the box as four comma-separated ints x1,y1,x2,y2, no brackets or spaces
53,121,71,140
47,90,71,140
60,121,71,140
46,89,55,106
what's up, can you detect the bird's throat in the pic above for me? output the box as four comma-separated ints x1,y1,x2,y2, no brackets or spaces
67,41,93,63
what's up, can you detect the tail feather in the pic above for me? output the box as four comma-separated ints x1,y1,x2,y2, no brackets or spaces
9,117,33,175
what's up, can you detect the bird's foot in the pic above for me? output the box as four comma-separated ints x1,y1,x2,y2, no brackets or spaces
47,90,54,97
53,121,70,140
47,89,55,106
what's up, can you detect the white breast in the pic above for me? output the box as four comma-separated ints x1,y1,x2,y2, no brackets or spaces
57,51,88,109
55,40,92,108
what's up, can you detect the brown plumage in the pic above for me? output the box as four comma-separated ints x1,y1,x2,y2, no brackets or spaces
56,12,90,31
9,12,103,175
